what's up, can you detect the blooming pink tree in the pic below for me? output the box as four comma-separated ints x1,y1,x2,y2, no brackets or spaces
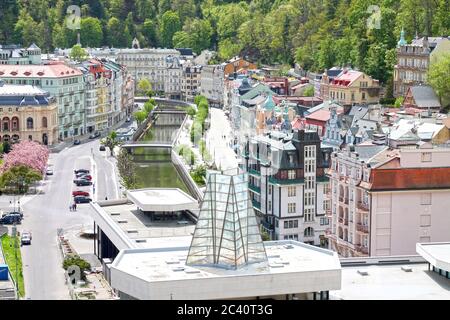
1,141,50,174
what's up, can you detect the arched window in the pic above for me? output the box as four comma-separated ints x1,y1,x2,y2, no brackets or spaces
27,117,34,129
2,117,10,131
304,227,314,237
42,117,48,128
11,117,19,131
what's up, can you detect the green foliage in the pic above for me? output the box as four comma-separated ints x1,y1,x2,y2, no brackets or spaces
190,164,207,186
117,149,138,190
186,106,197,118
104,131,121,156
137,79,152,96
62,255,91,281
1,235,25,297
160,11,181,48
177,144,197,165
260,229,271,241
2,0,447,83
134,110,147,125
303,86,314,97
0,165,42,194
428,54,450,108
143,100,155,114
394,97,405,108
81,17,103,48
70,44,88,62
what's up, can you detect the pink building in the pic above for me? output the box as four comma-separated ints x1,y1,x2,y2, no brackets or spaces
327,144,450,257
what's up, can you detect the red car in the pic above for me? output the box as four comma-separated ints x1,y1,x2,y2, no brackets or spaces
72,190,90,197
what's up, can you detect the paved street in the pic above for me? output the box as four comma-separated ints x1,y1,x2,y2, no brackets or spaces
206,108,239,170
15,139,120,300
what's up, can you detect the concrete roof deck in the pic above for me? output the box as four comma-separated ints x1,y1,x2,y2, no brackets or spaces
111,240,341,282
126,188,198,212
102,202,196,240
417,242,450,273
331,263,450,300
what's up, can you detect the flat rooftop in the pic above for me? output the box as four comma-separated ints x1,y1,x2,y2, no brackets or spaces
101,202,196,240
110,240,342,300
126,188,198,212
112,241,341,282
331,263,450,300
417,242,450,272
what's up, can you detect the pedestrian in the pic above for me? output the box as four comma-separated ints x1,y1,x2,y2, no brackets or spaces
105,196,108,200
69,205,72,212
74,203,77,211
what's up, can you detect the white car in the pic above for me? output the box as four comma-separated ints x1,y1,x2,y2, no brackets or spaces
21,232,32,245
46,169,53,176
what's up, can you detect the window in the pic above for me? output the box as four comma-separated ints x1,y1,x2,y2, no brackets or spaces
288,186,296,197
421,152,432,162
288,203,296,213
42,117,48,128
268,201,272,211
304,227,314,237
320,218,329,225
268,185,272,195
362,92,366,100
421,193,432,205
288,170,296,179
26,117,34,129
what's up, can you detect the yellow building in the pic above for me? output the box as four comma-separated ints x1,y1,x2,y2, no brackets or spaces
327,70,380,106
0,83,58,145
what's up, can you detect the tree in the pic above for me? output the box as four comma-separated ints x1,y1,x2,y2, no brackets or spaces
428,54,450,108
143,100,155,114
159,11,181,48
63,256,91,281
303,86,314,97
1,140,49,174
394,97,404,108
104,131,121,156
186,106,197,118
80,17,103,48
137,79,152,96
0,165,42,194
142,19,158,47
134,110,148,125
190,164,207,186
117,149,138,189
70,44,88,62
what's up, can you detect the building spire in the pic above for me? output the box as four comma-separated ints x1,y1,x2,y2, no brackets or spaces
397,28,407,47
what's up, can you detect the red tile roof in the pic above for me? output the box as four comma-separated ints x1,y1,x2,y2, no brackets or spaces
305,109,331,122
365,167,450,191
0,63,82,78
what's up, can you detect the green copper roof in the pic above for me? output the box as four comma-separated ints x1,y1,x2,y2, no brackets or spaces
263,92,276,111
397,28,407,47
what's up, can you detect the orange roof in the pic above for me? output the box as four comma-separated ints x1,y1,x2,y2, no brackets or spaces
305,109,331,122
366,167,450,191
0,63,82,78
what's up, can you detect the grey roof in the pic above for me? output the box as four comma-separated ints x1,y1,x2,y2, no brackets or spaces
409,85,441,109
353,145,387,162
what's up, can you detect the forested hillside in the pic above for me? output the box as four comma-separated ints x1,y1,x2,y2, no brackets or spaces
0,0,449,84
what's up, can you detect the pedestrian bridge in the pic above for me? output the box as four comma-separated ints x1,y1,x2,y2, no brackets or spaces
121,141,173,149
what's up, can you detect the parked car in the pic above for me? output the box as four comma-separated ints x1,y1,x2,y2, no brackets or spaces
7,211,23,218
99,145,106,151
74,169,90,174
77,175,92,181
89,131,101,139
126,116,131,122
74,196,92,204
0,213,22,225
73,179,92,186
21,232,32,245
72,190,90,197
73,139,81,145
46,169,53,176
75,172,92,179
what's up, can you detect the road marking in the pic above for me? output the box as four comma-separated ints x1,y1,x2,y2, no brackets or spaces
104,154,120,199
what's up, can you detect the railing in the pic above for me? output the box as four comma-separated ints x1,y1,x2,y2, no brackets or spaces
325,228,332,235
252,200,261,210
357,201,369,211
356,223,369,233
261,221,274,232
325,209,332,217
248,184,261,194
338,217,344,224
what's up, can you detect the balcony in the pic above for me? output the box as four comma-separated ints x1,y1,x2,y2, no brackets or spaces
325,228,332,235
252,200,261,210
356,223,369,234
261,220,274,232
325,209,332,217
339,196,349,205
338,217,344,224
248,169,261,177
248,183,261,194
357,201,369,212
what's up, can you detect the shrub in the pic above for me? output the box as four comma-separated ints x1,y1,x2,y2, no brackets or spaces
62,256,91,281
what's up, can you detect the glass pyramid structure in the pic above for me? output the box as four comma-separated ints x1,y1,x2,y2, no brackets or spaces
186,169,268,270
